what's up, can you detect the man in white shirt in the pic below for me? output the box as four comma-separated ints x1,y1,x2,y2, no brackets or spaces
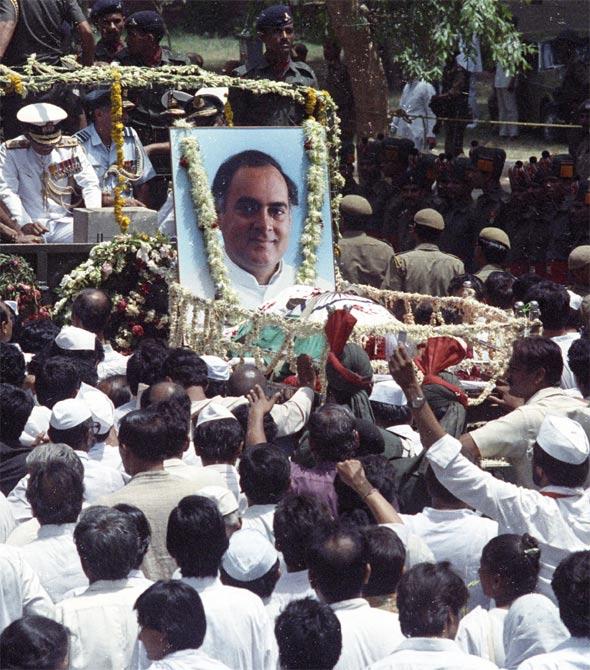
167,495,274,669
308,522,404,670
391,79,436,152
459,337,587,487
16,444,88,602
56,506,152,670
389,344,590,602
518,550,590,670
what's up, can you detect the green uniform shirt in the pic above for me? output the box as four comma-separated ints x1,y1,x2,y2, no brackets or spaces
338,231,396,288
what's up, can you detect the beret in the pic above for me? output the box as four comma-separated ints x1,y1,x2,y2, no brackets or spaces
568,245,590,271
414,208,444,230
479,227,511,249
340,194,372,218
125,11,165,40
91,0,123,20
256,4,292,31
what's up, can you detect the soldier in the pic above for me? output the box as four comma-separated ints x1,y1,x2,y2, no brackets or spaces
568,246,590,300
474,227,511,282
385,208,464,296
568,99,590,181
0,103,101,244
91,0,126,63
228,4,318,127
337,194,396,288
470,146,509,233
569,178,590,250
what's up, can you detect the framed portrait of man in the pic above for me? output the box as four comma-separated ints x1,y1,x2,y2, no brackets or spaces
170,126,335,311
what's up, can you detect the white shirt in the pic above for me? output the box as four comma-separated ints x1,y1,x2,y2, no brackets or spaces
426,433,590,601
180,575,274,670
89,441,125,472
391,80,436,151
399,507,498,610
163,458,221,488
97,342,129,381
0,544,54,633
517,637,590,670
469,387,588,487
456,606,508,666
330,597,404,670
266,569,315,620
17,522,88,603
241,504,276,544
56,578,150,670
74,124,155,192
0,491,16,542
551,332,581,390
368,636,498,669
147,649,232,670
379,523,436,568
203,463,246,512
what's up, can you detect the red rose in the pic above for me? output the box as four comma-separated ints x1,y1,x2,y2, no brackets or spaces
117,299,127,312
132,324,144,337
179,157,189,168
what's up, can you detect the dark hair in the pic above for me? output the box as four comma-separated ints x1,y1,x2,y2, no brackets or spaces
16,318,60,356
511,337,563,387
134,581,207,652
362,526,406,598
212,150,299,213
447,274,485,301
414,224,442,243
35,356,81,408
205,379,228,398
424,464,462,506
48,337,104,367
0,382,34,441
221,559,280,599
194,418,244,463
27,457,84,525
126,339,168,396
48,417,93,452
0,342,26,386
485,271,515,309
0,616,69,670
145,391,191,458
569,336,590,392
98,375,132,409
335,454,399,526
238,443,291,505
552,550,590,637
354,418,385,456
478,237,509,265
309,403,357,463
397,562,468,637
275,598,342,670
113,503,151,570
118,409,171,462
512,273,543,303
74,506,139,580
533,443,589,488
480,534,541,601
232,403,278,444
370,400,411,426
308,522,368,603
71,289,112,334
163,348,208,389
525,281,570,330
167,495,229,578
274,493,334,571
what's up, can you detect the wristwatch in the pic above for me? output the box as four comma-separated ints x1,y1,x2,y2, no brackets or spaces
407,389,426,410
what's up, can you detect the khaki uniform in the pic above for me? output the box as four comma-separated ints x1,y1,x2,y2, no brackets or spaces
475,263,504,282
338,231,396,288
386,242,464,296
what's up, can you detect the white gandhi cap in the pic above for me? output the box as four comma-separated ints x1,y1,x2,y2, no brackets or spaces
195,402,237,427
536,414,590,465
50,398,92,430
199,486,239,516
55,325,96,351
200,355,231,381
221,528,278,581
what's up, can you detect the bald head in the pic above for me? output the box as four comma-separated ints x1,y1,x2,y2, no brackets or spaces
71,289,112,335
145,380,186,406
228,363,266,397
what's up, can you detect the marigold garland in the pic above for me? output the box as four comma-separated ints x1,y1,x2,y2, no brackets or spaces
305,87,317,118
110,67,131,233
224,99,234,127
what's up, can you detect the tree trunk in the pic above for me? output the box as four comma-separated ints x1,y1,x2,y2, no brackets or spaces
326,0,388,138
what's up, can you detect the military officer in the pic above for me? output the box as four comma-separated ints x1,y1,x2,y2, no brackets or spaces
568,245,590,300
474,227,511,282
385,208,464,296
337,194,396,288
228,5,318,126
0,103,101,244
470,146,509,233
91,0,126,63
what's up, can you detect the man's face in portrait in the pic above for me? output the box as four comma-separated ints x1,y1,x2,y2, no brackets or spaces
218,164,292,285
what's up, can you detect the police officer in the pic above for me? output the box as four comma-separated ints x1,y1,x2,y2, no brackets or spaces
568,245,590,300
337,194,396,288
228,4,318,126
474,227,511,282
470,146,509,233
385,208,464,296
91,0,126,63
0,103,101,244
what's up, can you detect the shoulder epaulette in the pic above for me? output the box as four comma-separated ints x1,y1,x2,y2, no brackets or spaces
74,129,91,144
233,63,250,78
5,138,30,149
294,61,317,79
58,136,79,147
123,127,133,138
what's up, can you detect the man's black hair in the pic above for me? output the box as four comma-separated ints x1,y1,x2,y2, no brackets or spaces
26,457,84,525
118,409,171,462
0,615,69,670
478,237,509,265
397,562,468,637
143,388,191,458
98,375,132,409
275,598,342,670
16,318,60,355
167,495,229,578
309,403,357,463
162,348,208,390
525,280,570,331
512,337,563,387
232,403,278,444
113,503,151,570
551,550,590,637
512,273,543,303
533,443,589,488
74,506,139,580
362,526,406,598
447,273,485,301
274,493,333,571
48,417,93,452
35,356,81,408
414,224,442,243
194,416,244,463
308,522,368,603
71,289,112,334
354,418,385,456
0,342,26,386
485,271,515,310
134,581,207,653
211,150,299,213
424,464,463,507
238,443,290,505
569,336,590,393
126,339,168,396
0,383,33,442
